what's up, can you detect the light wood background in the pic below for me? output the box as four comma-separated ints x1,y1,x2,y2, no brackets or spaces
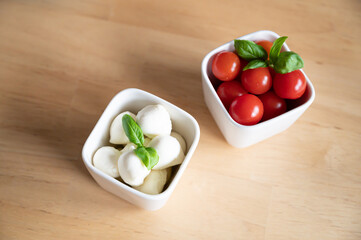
1,0,360,239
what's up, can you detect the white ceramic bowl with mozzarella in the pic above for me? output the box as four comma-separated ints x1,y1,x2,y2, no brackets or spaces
82,88,200,210
201,30,315,148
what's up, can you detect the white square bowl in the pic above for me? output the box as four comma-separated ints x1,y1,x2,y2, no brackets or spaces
82,88,200,210
201,30,315,148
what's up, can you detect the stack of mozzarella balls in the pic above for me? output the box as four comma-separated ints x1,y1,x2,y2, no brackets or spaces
93,104,186,195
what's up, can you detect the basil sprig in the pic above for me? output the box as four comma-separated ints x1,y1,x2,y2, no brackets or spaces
122,114,144,147
122,114,159,170
269,36,288,64
234,40,267,61
234,36,304,74
243,59,268,71
273,51,304,74
134,147,159,170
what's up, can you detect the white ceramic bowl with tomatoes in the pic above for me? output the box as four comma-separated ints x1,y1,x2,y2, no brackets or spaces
201,30,315,148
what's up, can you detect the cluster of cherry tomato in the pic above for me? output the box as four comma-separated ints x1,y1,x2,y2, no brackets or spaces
212,40,307,126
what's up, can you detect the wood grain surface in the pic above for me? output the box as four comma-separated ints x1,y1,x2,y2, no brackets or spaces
1,0,360,239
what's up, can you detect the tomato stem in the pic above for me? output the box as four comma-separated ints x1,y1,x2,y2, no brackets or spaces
265,59,273,68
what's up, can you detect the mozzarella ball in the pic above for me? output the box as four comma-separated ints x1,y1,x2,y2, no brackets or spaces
143,137,152,147
165,167,172,182
109,111,136,144
118,149,150,187
120,143,137,153
134,169,169,195
149,135,184,170
136,105,172,138
171,131,187,153
93,146,121,178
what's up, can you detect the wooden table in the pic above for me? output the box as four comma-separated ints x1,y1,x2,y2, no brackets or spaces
1,0,360,239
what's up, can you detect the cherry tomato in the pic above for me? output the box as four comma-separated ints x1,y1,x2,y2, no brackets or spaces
241,67,272,95
217,81,248,110
268,67,276,79
255,40,273,59
212,51,241,81
273,70,307,99
285,85,310,110
239,57,248,71
229,94,264,126
234,57,248,81
258,91,287,121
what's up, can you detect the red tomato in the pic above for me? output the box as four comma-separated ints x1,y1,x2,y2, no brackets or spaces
268,67,275,79
212,51,241,81
239,57,248,71
258,91,287,121
241,67,272,95
285,85,310,110
273,70,307,99
255,40,273,59
234,57,248,81
217,81,248,110
229,94,264,126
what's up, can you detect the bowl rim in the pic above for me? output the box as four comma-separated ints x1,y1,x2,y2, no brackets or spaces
81,88,200,201
201,30,316,129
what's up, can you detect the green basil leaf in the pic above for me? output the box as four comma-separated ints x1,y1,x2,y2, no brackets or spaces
122,114,144,147
273,51,304,74
145,147,159,170
134,147,159,170
234,39,268,61
134,147,150,168
243,59,268,71
269,36,288,64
